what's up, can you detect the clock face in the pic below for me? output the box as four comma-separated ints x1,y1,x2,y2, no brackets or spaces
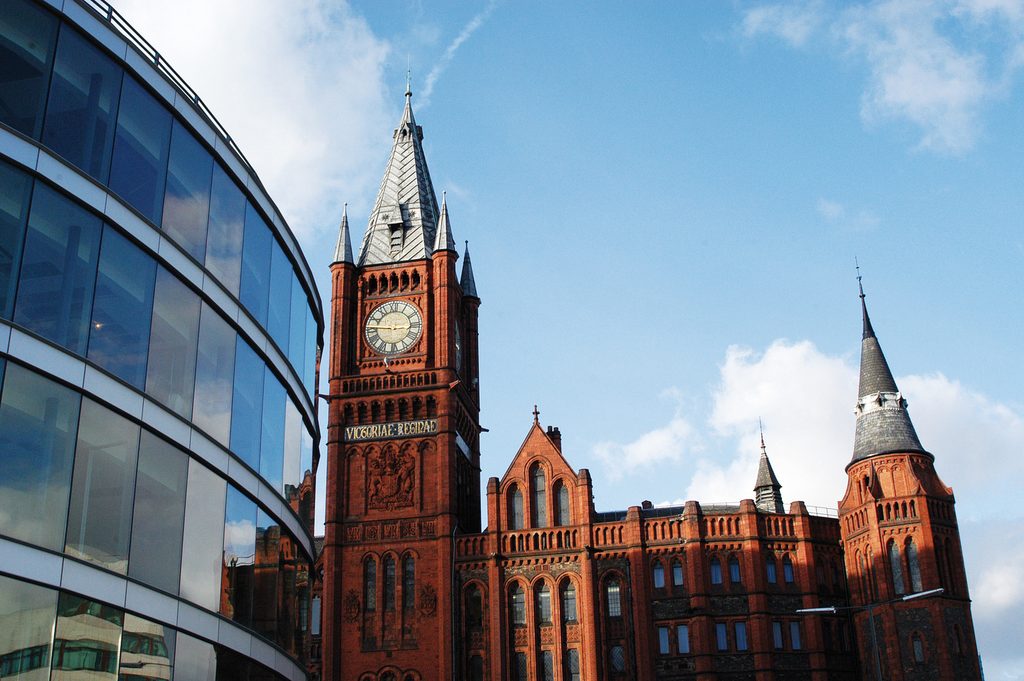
365,300,423,356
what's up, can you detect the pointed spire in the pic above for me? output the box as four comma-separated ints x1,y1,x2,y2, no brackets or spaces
357,90,440,266
851,276,926,463
460,240,479,298
753,423,784,513
333,203,353,264
433,191,457,253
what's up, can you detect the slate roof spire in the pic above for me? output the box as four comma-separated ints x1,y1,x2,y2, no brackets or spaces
753,425,784,513
460,241,479,298
851,276,926,464
333,203,354,264
357,88,440,266
433,191,457,253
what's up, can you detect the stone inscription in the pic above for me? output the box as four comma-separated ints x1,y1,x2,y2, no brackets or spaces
344,418,438,442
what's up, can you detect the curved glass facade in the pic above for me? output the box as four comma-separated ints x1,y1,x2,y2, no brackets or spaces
0,1,321,679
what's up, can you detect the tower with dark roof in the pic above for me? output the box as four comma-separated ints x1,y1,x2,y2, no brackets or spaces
753,432,785,514
838,285,980,681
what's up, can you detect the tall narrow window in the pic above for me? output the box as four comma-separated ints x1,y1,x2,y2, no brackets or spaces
364,557,376,612
514,652,528,681
658,626,670,654
889,540,906,596
556,481,571,526
402,556,415,611
912,634,925,662
676,624,690,654
790,622,802,650
672,560,684,587
565,649,581,681
734,622,748,651
467,585,483,630
729,556,741,583
766,556,777,583
610,646,625,673
531,464,547,527
772,621,784,649
509,485,524,530
710,557,723,585
510,584,526,625
906,538,923,593
536,582,551,624
652,561,665,589
470,656,484,681
782,555,795,583
540,651,554,681
384,555,396,611
715,623,728,651
606,580,622,617
561,581,577,622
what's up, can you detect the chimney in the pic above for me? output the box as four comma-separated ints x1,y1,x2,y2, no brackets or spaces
546,425,562,451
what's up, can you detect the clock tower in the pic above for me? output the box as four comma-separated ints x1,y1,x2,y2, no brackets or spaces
321,89,482,681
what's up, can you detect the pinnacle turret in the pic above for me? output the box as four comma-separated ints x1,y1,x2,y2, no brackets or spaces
460,241,478,298
434,191,457,253
333,203,354,265
753,430,784,513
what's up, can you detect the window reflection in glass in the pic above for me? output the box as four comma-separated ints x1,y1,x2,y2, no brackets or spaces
287,277,306,376
14,182,102,354
51,593,122,681
282,401,302,497
0,161,31,318
0,0,58,138
129,431,188,594
304,310,317,397
119,613,174,680
192,302,235,446
230,337,264,470
222,487,257,627
267,241,292,351
89,226,156,389
205,164,245,296
171,633,214,681
66,399,140,573
145,267,200,418
162,120,212,261
253,509,280,643
259,367,285,492
240,202,271,326
108,76,171,224
179,459,226,611
0,363,81,550
0,573,58,679
42,26,122,181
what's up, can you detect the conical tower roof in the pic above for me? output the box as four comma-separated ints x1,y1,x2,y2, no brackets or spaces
333,203,354,264
358,88,440,265
851,284,926,464
753,430,784,513
434,191,457,253
460,241,478,298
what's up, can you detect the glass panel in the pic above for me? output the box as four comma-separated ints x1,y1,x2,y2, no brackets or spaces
179,459,226,611
658,626,669,654
0,363,80,549
890,541,906,595
0,0,58,137
531,465,546,527
14,182,102,354
192,303,235,445
108,76,171,224
383,554,396,612
672,560,684,587
540,651,553,681
267,241,291,351
907,539,923,592
310,597,321,636
402,557,415,611
536,583,551,623
162,120,212,260
783,555,795,583
653,562,664,588
0,574,57,679
610,646,624,672
773,621,784,649
710,558,722,584
51,593,122,680
221,486,257,627
716,623,728,650
565,649,580,681
510,586,524,625
790,621,802,650
120,613,174,681
89,226,156,389
735,622,748,651
229,337,264,470
65,399,140,573
146,267,200,418
557,483,570,526
561,583,576,622
171,634,214,681
514,652,527,681
287,276,306,374
466,586,482,628
239,202,271,326
509,487,523,530
252,509,280,643
606,581,621,617
277,535,305,657
204,164,244,296
0,160,31,318
729,556,741,583
677,624,689,654
363,558,376,611
767,557,777,583
259,367,285,493
470,656,483,681
304,309,317,397
129,431,188,594
42,26,121,180
282,400,302,500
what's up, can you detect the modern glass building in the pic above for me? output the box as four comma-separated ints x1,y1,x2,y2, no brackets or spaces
0,0,322,679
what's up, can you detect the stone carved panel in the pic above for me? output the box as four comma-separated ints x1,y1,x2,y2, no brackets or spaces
513,628,528,647
368,446,415,510
419,584,437,617
652,598,691,620
346,525,363,542
709,594,748,615
565,624,581,643
540,626,555,645
343,590,360,622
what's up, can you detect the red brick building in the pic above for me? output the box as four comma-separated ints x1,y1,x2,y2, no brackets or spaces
316,92,981,681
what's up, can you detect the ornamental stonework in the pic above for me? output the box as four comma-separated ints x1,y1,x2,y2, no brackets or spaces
419,584,437,617
367,445,415,510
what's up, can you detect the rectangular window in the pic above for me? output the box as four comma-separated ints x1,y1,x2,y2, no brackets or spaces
610,645,625,673
119,614,175,680
607,582,622,617
672,561,684,587
162,119,213,261
179,459,226,611
221,486,257,626
773,621,784,650
229,336,264,470
311,596,322,636
128,431,188,594
282,401,303,495
65,399,140,574
42,26,122,180
658,626,670,655
267,240,292,351
0,573,58,679
192,303,235,445
205,163,245,295
0,161,32,319
0,363,81,550
565,649,580,681
653,563,665,588
562,585,577,622
259,367,286,492
677,624,690,654
89,226,157,389
537,587,552,624
0,0,59,138
540,651,554,681
734,621,748,651
716,622,728,651
287,276,307,375
252,509,281,643
14,182,102,354
790,621,802,650
146,267,200,418
514,652,528,681
52,593,123,676
108,76,172,224
304,310,317,397
239,202,271,325
766,559,777,583
783,558,795,584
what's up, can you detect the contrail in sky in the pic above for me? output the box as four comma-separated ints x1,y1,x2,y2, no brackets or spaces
421,0,498,106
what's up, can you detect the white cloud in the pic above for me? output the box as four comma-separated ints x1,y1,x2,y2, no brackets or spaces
816,197,880,230
592,389,698,480
421,0,498,107
113,0,392,239
741,1,823,47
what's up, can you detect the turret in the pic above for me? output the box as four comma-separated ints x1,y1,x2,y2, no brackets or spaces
753,430,784,514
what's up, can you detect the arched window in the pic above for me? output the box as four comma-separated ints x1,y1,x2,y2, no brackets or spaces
555,481,570,526
363,557,377,611
383,555,396,610
402,556,415,611
889,540,906,596
380,673,395,681
606,580,622,617
710,557,723,585
508,485,524,530
510,584,526,625
672,559,684,587
536,581,552,624
782,555,794,583
906,538,923,593
466,584,483,630
729,555,741,583
652,561,665,589
531,464,547,527
766,556,777,584
561,581,577,622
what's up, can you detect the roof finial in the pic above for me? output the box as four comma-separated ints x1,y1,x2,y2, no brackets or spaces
759,418,767,455
533,405,540,424
856,256,864,300
406,58,412,97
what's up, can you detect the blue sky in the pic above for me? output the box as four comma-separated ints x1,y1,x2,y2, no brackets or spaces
116,1,1023,677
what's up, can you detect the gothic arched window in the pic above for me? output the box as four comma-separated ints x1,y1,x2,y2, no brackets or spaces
363,557,376,611
672,559,684,587
510,583,526,626
561,580,577,622
508,485,524,530
729,555,742,583
710,557,723,585
535,581,552,624
889,540,906,596
906,538,923,593
531,464,547,527
466,584,483,630
554,481,570,526
652,561,665,589
383,555,396,611
402,556,415,611
606,579,622,617
782,555,795,583
766,555,777,584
